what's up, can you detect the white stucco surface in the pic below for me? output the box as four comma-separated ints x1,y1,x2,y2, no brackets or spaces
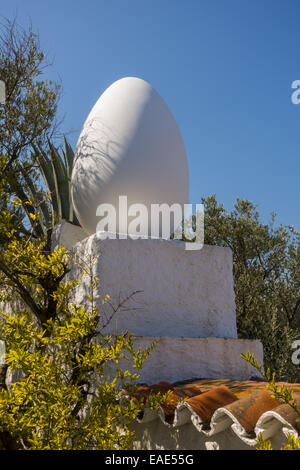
107,336,264,383
130,415,290,450
71,77,189,237
130,419,256,450
70,233,238,339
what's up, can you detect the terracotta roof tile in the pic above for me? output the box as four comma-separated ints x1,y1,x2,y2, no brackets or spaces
186,385,238,424
223,390,280,434
125,378,300,447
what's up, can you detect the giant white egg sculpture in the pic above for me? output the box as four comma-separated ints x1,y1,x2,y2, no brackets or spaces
71,77,189,237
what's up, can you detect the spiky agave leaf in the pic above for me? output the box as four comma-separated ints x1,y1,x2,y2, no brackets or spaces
18,162,52,232
32,138,81,229
62,137,80,225
32,143,60,226
48,140,70,221
63,136,74,178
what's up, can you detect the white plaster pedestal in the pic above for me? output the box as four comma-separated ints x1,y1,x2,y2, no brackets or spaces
54,221,264,382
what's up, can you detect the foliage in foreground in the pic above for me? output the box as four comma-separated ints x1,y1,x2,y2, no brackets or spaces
0,239,160,449
241,352,300,450
0,301,153,450
0,157,165,450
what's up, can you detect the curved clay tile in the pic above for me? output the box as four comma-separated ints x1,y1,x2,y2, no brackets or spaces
222,390,281,434
255,393,300,440
123,378,300,448
186,385,238,424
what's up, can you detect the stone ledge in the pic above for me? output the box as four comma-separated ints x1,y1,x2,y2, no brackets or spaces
112,336,264,384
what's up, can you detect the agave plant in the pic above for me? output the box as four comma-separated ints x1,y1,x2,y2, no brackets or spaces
30,137,80,231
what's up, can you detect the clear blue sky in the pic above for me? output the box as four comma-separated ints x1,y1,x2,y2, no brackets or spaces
2,0,300,230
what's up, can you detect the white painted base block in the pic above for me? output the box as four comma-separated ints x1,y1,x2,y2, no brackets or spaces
53,222,264,383
70,232,238,339
107,336,264,384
